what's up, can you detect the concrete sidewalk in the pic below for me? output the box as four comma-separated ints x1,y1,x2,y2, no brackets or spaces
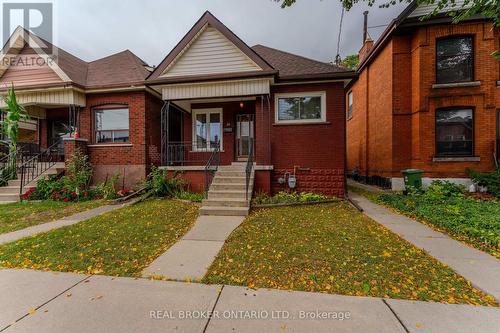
142,215,244,280
0,202,132,245
349,192,500,301
1,269,499,333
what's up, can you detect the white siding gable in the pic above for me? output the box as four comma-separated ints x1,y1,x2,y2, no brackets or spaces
161,24,262,78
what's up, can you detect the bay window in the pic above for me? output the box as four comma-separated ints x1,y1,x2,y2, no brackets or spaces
192,108,222,151
436,108,473,156
95,107,129,143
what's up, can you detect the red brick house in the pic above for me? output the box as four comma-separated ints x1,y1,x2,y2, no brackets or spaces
346,3,500,190
0,12,354,205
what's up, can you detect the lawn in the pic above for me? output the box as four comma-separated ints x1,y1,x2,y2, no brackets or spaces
348,185,500,258
0,199,198,276
203,203,497,306
0,200,106,234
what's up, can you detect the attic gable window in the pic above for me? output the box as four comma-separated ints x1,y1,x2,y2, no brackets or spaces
275,92,326,124
436,36,474,84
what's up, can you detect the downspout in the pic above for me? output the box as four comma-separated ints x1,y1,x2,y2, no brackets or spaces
267,94,271,165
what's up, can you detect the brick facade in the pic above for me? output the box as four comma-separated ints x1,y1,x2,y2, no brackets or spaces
347,20,500,188
77,91,163,188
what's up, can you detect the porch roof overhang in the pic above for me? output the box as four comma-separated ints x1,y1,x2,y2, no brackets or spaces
154,77,273,101
0,85,86,108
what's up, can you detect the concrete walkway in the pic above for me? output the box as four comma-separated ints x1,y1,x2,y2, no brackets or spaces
0,202,132,245
142,215,244,280
349,192,500,301
1,268,499,333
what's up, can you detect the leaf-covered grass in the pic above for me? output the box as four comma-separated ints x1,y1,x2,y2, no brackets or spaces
0,199,198,277
348,185,500,258
203,203,498,306
0,200,106,234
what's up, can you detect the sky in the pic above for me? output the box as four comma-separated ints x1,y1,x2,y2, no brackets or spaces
24,0,409,65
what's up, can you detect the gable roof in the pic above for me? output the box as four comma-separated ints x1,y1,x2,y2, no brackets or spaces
0,27,151,90
252,44,352,80
148,11,275,82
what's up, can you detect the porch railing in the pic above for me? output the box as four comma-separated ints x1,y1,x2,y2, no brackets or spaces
165,141,219,166
19,140,61,195
204,142,221,196
0,151,17,186
245,139,254,201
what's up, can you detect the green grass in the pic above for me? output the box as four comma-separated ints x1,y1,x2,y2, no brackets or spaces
348,185,500,258
203,203,498,306
0,199,198,277
0,200,106,234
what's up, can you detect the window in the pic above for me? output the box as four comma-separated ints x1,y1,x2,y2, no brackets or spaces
94,107,129,143
436,108,473,156
347,91,353,120
436,36,473,84
192,108,222,151
275,92,326,123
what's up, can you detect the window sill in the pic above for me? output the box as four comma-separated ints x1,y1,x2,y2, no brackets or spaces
273,121,331,126
87,143,133,148
190,150,225,153
432,156,480,162
432,81,481,89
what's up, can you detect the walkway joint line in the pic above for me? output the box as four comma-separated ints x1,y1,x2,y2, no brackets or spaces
202,285,225,333
382,299,410,333
0,274,92,332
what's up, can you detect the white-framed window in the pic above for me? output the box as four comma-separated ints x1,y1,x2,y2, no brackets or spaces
275,91,326,124
192,108,223,151
94,107,130,143
347,91,353,120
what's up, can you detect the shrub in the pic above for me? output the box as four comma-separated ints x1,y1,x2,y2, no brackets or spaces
94,174,120,200
468,170,500,198
174,190,204,202
144,167,188,197
252,191,329,205
63,149,92,196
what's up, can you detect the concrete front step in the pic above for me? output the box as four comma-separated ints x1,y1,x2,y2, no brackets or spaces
0,193,21,201
199,206,249,216
210,183,247,191
0,186,33,195
202,198,249,207
208,188,253,200
216,171,247,177
212,176,250,184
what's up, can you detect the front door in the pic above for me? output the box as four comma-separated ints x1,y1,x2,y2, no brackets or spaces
236,114,254,160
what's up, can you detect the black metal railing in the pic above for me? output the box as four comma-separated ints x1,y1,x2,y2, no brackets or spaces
19,140,61,195
0,151,17,186
245,139,254,201
165,141,219,166
204,142,221,196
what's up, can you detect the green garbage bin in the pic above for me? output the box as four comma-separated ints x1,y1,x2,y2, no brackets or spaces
402,169,423,190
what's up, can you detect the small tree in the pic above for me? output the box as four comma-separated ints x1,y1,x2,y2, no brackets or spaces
0,84,28,182
341,54,360,69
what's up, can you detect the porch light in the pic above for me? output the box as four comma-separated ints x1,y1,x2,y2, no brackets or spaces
239,102,244,108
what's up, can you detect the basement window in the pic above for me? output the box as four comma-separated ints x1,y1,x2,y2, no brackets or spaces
95,107,130,143
435,108,473,156
275,92,326,124
436,36,474,84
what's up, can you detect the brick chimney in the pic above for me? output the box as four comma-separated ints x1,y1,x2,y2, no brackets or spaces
358,11,373,63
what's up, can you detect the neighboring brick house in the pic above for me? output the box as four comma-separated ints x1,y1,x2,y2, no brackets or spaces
346,2,500,190
0,13,355,197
